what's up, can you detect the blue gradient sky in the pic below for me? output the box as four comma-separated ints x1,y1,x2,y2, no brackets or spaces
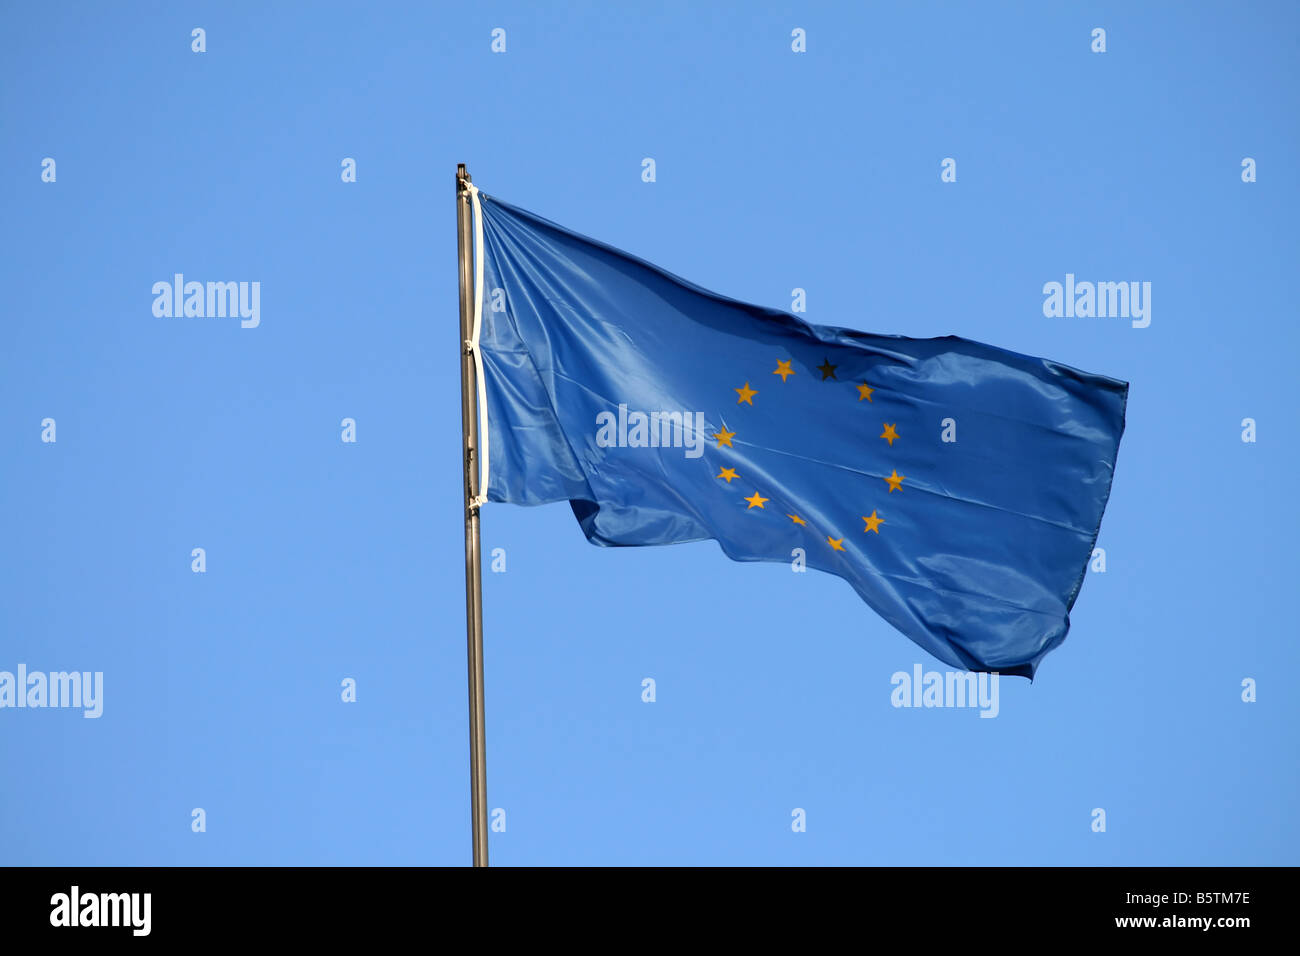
1,1,1296,865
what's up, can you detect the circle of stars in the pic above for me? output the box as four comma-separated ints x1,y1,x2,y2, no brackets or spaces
705,355,907,555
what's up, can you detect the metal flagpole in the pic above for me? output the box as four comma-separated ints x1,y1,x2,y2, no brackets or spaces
456,163,489,867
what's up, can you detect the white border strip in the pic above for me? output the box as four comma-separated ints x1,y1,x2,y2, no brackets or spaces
466,182,490,508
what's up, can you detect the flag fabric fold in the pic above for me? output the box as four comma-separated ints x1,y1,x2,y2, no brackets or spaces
474,190,1127,678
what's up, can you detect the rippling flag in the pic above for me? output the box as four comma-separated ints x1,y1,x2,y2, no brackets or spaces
470,189,1127,678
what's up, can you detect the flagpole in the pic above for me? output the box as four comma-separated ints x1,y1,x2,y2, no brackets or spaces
456,162,489,867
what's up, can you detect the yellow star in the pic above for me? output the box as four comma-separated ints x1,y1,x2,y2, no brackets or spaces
880,423,899,446
712,427,735,448
735,382,758,405
827,536,846,551
717,467,738,483
862,510,884,534
885,469,905,493
787,514,807,525
817,358,838,380
744,491,769,510
773,359,795,382
857,383,874,402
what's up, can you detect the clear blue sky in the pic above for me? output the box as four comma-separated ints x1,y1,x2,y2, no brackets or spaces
1,1,1296,866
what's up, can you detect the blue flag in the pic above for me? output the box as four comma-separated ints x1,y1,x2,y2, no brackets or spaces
473,190,1127,678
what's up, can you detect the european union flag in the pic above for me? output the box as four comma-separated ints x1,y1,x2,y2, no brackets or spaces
472,189,1127,678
